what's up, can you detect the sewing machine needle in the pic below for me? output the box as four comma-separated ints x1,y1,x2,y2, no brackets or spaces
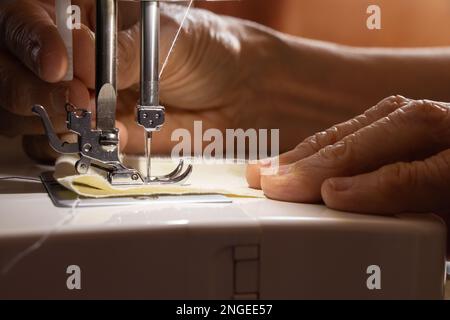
145,131,153,183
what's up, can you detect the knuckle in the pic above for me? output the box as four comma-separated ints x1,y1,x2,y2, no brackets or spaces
318,134,355,163
402,100,449,124
379,95,408,106
365,95,408,120
377,162,417,194
297,126,342,154
315,127,341,148
118,24,139,67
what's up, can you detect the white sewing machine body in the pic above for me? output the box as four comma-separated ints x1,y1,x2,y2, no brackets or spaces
0,138,447,300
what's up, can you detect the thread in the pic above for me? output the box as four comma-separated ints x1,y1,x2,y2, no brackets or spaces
159,0,194,78
1,198,80,276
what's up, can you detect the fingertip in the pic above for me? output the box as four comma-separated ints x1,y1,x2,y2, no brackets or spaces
1,2,68,83
246,163,262,189
260,175,291,201
73,25,95,89
261,169,320,203
321,177,394,215
67,79,90,109
321,178,346,211
247,150,306,190
37,25,68,83
49,79,89,116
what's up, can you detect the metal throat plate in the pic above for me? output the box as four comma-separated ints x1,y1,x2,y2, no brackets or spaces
40,171,232,208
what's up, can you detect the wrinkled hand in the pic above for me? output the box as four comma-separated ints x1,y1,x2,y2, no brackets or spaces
0,0,113,160
0,0,264,160
0,0,90,136
115,4,260,155
247,95,450,215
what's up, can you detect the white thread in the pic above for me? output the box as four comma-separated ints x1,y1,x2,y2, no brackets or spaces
1,198,80,276
159,0,194,78
0,176,40,182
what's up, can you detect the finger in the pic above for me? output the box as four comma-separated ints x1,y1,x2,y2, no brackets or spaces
0,0,68,82
246,95,410,189
115,2,199,91
72,23,141,91
72,25,95,89
70,1,140,90
159,4,242,110
0,51,90,116
22,134,60,164
117,24,140,90
322,149,450,214
261,99,450,203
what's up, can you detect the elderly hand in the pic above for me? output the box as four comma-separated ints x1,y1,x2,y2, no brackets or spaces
247,95,450,215
0,0,121,160
0,0,90,136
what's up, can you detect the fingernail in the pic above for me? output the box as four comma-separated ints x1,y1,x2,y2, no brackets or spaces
328,141,347,158
30,44,41,77
259,157,276,167
260,164,291,176
327,177,353,192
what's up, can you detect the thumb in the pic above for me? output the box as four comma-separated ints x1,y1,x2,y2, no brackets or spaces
321,149,450,215
0,0,68,83
117,24,140,90
115,3,192,91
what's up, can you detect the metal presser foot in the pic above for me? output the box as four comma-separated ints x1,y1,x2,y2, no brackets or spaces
32,0,192,186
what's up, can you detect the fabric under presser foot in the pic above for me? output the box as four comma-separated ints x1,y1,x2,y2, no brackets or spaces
53,155,264,199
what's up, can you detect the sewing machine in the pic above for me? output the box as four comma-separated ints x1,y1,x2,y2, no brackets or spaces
33,0,192,186
0,0,447,299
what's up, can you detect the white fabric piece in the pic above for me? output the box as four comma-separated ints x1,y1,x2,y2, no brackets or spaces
54,156,264,199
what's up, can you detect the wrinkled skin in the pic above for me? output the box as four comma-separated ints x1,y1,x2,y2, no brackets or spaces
247,95,450,256
0,0,268,158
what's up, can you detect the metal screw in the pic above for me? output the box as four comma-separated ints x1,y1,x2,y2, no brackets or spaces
77,162,89,174
132,174,139,180
83,143,92,153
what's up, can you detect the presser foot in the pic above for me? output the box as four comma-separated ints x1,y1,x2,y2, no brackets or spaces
137,106,193,185
31,104,192,186
143,159,193,185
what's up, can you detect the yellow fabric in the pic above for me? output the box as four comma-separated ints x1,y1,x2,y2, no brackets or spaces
54,156,264,199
